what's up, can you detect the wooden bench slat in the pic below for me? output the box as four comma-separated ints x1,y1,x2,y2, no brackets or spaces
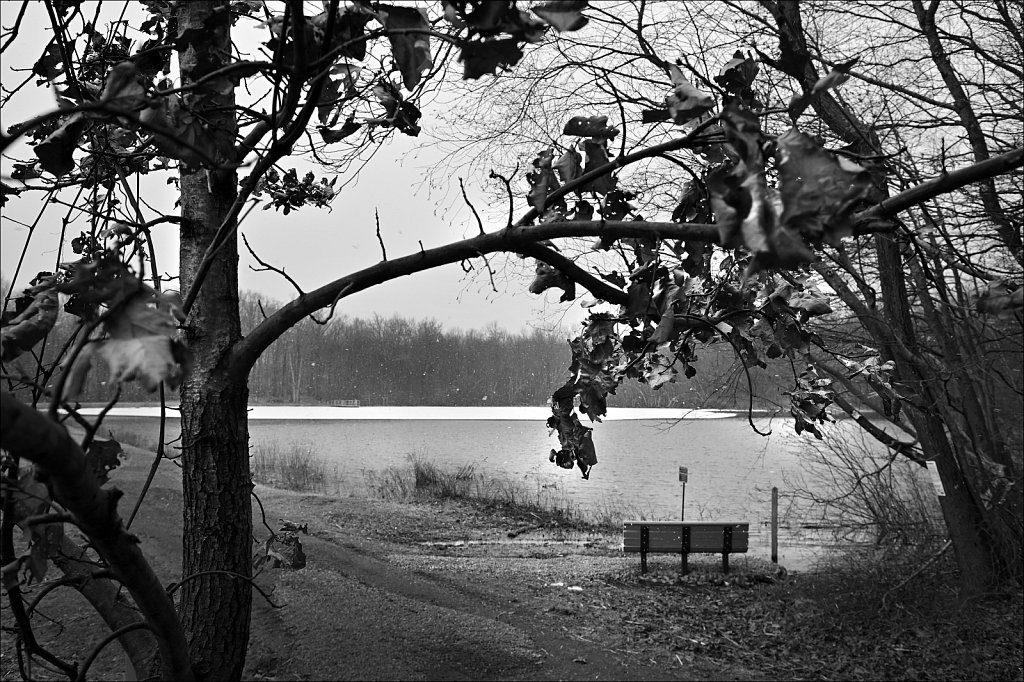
622,521,750,553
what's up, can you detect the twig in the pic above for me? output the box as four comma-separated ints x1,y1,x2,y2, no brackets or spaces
251,489,275,537
80,385,121,453
309,281,353,326
127,384,167,529
166,569,282,609
375,209,387,261
459,177,485,235
242,232,306,296
488,166,517,229
475,251,498,293
75,622,151,682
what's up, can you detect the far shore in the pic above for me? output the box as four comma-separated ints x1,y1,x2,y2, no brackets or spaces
70,402,785,420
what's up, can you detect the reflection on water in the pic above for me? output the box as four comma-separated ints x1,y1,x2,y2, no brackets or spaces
99,409,905,570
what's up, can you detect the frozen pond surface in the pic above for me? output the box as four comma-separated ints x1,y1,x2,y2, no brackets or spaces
90,406,920,571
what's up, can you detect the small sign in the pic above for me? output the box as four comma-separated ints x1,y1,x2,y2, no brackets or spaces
679,466,688,483
927,461,945,497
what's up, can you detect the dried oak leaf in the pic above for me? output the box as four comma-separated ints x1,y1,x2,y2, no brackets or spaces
776,128,872,244
382,5,432,90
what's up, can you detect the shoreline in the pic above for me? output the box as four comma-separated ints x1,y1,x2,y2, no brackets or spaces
72,403,778,420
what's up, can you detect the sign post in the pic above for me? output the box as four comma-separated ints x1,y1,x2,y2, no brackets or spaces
771,486,779,564
679,466,688,521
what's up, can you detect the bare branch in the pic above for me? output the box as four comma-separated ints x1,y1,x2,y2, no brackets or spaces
374,209,387,261
459,177,485,236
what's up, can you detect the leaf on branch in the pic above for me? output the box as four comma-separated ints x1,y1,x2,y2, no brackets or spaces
319,117,362,144
96,335,186,392
785,365,835,438
775,128,872,244
708,105,817,273
650,309,675,344
600,189,635,221
140,93,210,166
532,1,589,32
317,77,343,125
11,470,63,585
460,38,524,79
528,261,576,302
571,199,594,221
581,140,616,195
86,437,123,485
666,64,715,124
640,108,670,124
788,288,832,318
644,343,677,389
370,80,421,136
62,278,191,400
34,115,88,176
0,276,59,362
714,50,759,94
325,6,374,62
381,5,432,90
526,148,566,213
563,115,618,139
13,470,51,523
32,41,64,82
547,380,598,479
671,180,710,223
445,1,548,42
553,148,582,185
788,58,858,121
100,62,148,113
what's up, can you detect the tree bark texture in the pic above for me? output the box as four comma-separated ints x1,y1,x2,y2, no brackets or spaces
176,2,251,679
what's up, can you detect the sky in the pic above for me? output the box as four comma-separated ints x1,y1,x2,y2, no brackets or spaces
0,2,589,334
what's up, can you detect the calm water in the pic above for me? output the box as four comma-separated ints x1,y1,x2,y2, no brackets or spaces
98,408,914,569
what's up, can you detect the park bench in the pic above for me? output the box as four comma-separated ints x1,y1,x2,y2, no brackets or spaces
622,521,750,574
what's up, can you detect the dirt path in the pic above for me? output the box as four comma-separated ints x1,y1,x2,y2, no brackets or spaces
2,445,766,681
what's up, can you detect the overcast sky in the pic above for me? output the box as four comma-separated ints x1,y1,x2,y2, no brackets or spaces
0,2,588,334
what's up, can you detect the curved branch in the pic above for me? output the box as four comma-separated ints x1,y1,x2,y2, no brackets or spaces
516,242,628,306
856,146,1024,223
0,393,194,681
229,220,720,376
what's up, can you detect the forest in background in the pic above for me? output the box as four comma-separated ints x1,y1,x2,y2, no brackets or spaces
4,284,790,408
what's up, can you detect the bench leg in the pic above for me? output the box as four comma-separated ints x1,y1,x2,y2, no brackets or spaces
722,552,729,574
681,551,688,575
641,550,648,574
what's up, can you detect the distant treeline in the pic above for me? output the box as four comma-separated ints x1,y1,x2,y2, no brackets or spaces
240,293,792,408
11,289,792,409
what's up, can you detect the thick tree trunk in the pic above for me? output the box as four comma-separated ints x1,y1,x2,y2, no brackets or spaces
176,2,251,679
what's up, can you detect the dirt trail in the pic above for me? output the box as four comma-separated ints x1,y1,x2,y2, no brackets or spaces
3,445,763,681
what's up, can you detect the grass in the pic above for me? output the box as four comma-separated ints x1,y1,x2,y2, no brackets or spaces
251,441,342,494
108,427,161,453
363,453,648,531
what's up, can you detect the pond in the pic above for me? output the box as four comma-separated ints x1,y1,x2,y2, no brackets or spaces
89,405,931,570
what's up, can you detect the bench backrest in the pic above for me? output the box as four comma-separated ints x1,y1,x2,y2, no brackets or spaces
622,521,750,553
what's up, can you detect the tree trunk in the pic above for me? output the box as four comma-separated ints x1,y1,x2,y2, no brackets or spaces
177,2,251,679
761,0,1008,591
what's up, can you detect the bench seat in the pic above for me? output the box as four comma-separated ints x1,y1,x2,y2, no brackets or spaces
622,521,750,574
